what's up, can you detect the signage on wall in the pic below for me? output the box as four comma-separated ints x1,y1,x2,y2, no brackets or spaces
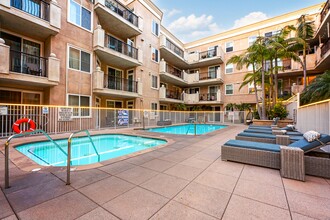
58,107,73,121
118,109,129,126
0,106,8,115
42,107,49,114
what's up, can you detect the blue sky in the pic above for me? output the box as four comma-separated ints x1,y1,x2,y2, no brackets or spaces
152,0,325,43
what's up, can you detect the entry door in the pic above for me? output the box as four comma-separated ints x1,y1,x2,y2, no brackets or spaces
209,86,218,100
106,100,123,127
108,68,122,90
208,66,219,79
95,97,100,128
127,70,134,92
127,100,134,124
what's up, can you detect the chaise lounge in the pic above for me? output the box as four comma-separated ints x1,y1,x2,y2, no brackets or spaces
236,132,304,145
222,134,330,181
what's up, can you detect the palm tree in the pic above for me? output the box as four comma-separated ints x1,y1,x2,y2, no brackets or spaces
300,70,330,105
287,15,315,90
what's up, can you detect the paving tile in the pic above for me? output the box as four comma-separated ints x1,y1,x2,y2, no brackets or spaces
164,164,203,181
125,154,155,165
6,178,73,212
194,149,221,162
103,187,169,220
291,212,317,220
1,215,18,220
141,173,189,198
305,175,329,184
156,147,178,153
52,169,110,189
76,207,119,220
144,150,168,158
234,178,288,209
222,195,291,220
115,166,159,185
286,189,330,220
174,182,231,218
98,161,136,175
140,159,176,172
239,165,283,187
194,171,237,193
17,191,97,220
0,189,14,219
150,200,216,220
180,157,212,169
206,160,244,178
160,152,192,163
79,176,134,205
283,177,330,199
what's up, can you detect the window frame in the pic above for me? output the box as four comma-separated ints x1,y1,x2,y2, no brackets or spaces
67,94,91,118
225,63,234,74
151,75,158,89
151,102,158,115
151,47,159,62
151,19,159,36
68,45,92,73
68,0,92,32
225,84,234,95
225,42,234,53
248,36,257,47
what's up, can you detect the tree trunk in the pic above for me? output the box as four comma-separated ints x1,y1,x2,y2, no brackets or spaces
303,45,307,90
274,55,278,105
270,59,274,109
261,59,266,120
252,65,261,118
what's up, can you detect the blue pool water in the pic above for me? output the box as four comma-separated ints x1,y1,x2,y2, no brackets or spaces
148,124,227,135
16,134,167,166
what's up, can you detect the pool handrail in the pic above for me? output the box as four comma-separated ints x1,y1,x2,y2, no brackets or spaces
67,129,99,185
4,129,65,189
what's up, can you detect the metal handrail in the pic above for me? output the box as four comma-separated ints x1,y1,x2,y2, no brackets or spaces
67,130,99,185
4,129,65,188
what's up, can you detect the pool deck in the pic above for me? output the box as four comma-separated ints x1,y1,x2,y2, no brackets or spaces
1,124,330,220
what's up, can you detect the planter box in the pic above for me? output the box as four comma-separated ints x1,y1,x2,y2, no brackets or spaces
252,119,294,127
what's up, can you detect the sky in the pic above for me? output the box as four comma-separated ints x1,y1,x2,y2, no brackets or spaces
152,0,325,43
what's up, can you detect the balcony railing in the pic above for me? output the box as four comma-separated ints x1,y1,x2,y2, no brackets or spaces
199,93,217,101
199,48,217,60
165,64,183,79
105,76,138,93
104,0,138,27
320,0,330,23
166,90,182,100
321,39,330,58
166,39,184,58
11,0,50,21
199,71,217,80
9,50,47,77
105,35,138,60
282,59,292,70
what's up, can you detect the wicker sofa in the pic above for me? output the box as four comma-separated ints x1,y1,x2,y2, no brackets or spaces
222,134,330,181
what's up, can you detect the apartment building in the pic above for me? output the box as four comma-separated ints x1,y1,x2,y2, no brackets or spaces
0,0,329,115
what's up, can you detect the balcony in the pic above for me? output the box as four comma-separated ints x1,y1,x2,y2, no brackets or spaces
159,60,187,86
159,35,188,69
93,26,142,69
159,86,184,104
184,90,222,104
94,0,142,39
93,68,142,98
186,47,224,68
0,43,60,86
0,0,61,40
315,39,330,71
185,69,223,86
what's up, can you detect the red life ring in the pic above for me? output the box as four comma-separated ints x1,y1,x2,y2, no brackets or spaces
12,118,36,134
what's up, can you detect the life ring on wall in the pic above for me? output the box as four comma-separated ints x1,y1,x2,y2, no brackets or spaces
12,118,36,134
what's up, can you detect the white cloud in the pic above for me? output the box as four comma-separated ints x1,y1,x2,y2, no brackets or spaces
167,9,181,17
233,12,268,29
167,14,222,42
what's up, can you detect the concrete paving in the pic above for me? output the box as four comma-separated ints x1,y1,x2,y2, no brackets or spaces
0,124,330,220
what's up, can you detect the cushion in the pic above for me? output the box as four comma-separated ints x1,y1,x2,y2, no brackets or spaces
286,124,295,131
303,130,321,142
224,140,280,152
289,134,330,152
280,130,287,134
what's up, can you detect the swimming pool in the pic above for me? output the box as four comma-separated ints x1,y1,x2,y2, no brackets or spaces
148,124,227,135
16,134,167,166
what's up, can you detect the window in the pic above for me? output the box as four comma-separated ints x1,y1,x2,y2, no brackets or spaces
264,30,280,38
225,42,233,52
189,87,199,94
69,0,91,31
225,63,233,74
151,47,159,62
225,84,234,95
151,75,158,89
68,95,91,117
248,64,253,71
69,47,91,72
248,36,257,46
151,103,158,111
152,20,159,36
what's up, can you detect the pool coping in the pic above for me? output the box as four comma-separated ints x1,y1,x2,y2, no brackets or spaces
145,123,228,135
0,128,174,173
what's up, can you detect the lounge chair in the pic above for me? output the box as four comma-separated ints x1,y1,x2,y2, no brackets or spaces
222,134,330,180
236,132,304,145
249,117,280,128
244,128,303,136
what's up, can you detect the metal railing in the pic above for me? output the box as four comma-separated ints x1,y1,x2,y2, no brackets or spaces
199,48,217,60
199,93,217,101
165,38,184,58
10,50,48,77
104,76,138,93
11,0,50,21
165,63,183,79
104,0,139,27
67,130,98,185
4,129,63,188
105,35,138,60
320,0,330,23
199,71,217,80
321,39,330,58
166,90,182,100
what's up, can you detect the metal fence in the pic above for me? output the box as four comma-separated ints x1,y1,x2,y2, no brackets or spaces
0,104,247,138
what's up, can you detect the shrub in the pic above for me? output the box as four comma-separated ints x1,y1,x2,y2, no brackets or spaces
268,103,288,119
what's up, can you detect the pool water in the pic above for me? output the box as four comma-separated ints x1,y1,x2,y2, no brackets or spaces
148,124,227,135
16,134,167,166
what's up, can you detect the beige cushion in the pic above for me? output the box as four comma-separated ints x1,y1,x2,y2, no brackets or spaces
303,130,321,142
